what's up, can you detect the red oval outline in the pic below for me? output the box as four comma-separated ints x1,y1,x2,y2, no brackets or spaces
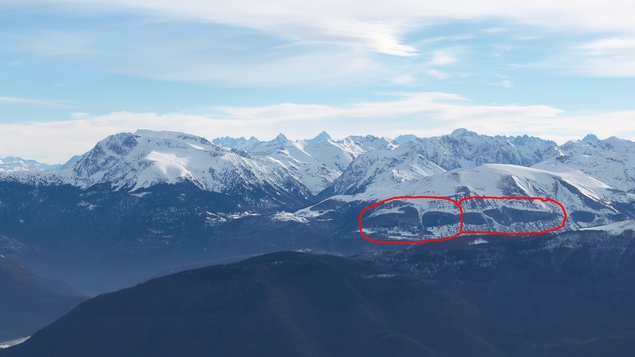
459,196,567,236
358,196,463,245
359,195,567,245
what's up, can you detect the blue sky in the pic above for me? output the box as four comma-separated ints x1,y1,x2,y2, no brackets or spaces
1,0,634,163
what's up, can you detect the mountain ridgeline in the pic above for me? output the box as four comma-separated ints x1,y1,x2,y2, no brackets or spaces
0,253,85,343
5,230,635,356
1,129,635,293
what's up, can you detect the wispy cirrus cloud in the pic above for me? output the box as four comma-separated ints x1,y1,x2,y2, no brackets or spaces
0,96,74,108
4,0,635,89
428,49,460,66
565,37,635,77
7,0,635,59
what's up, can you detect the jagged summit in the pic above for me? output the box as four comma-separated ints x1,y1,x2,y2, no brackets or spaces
4,129,635,200
133,129,213,145
45,130,311,204
507,134,557,148
0,156,62,172
450,128,479,138
536,134,635,192
394,134,417,143
307,131,332,143
212,136,261,151
582,134,599,142
273,133,290,143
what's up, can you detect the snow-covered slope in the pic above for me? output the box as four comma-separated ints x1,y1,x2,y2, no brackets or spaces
1,131,313,206
3,128,635,238
72,131,313,197
534,136,635,193
208,131,526,197
299,164,635,241
0,130,398,198
213,132,397,194
325,145,446,196
244,133,352,195
405,128,560,171
0,157,62,172
327,129,560,196
212,136,261,151
581,219,635,234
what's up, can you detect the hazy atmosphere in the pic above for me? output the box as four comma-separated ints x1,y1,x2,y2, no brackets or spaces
4,2,635,356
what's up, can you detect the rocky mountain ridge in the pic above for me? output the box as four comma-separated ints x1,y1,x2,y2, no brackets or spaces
1,128,635,293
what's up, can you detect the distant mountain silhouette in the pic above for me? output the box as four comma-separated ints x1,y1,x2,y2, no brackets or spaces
0,254,85,343
2,251,528,357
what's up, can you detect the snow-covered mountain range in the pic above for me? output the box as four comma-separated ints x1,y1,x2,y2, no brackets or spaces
214,131,396,194
2,128,635,292
307,163,635,243
534,134,635,193
2,128,635,228
0,157,63,172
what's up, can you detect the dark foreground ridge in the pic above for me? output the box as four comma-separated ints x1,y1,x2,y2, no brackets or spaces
2,251,528,357
6,230,635,356
0,254,85,343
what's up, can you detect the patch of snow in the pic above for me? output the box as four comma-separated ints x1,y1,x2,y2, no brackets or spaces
227,212,260,220
581,220,635,234
469,238,489,245
272,212,309,224
77,201,98,210
364,274,396,278
145,151,191,178
0,336,29,348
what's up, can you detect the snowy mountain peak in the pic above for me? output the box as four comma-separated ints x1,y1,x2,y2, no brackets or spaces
345,135,398,151
507,134,557,148
212,136,261,151
4,129,635,235
134,130,214,146
450,128,479,138
582,134,599,142
535,135,635,193
57,130,313,202
307,131,332,143
0,156,62,172
395,134,417,143
274,133,291,143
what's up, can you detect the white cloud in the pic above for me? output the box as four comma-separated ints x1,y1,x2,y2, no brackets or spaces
4,0,635,85
124,48,384,85
0,96,73,108
428,49,459,66
274,19,418,56
392,74,415,84
3,92,634,164
482,27,509,34
575,37,635,53
426,69,449,79
484,79,512,87
10,0,635,59
2,30,91,56
1,25,387,85
564,37,635,77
